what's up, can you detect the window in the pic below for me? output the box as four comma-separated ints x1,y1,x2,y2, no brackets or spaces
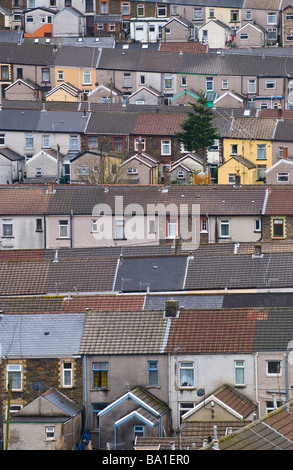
231,144,238,155
77,165,89,176
180,362,194,387
0,134,5,146
3,219,13,237
266,400,282,413
167,217,178,238
134,138,146,151
123,73,132,88
177,170,185,179
164,74,173,89
181,76,187,87
85,0,93,11
148,219,155,234
202,30,208,40
222,79,228,89
201,218,208,232
137,4,144,16
240,33,248,40
277,172,289,182
248,79,256,93
265,80,276,89
7,364,22,391
36,168,42,177
62,362,73,387
16,68,23,79
257,144,266,160
286,13,293,20
134,425,144,440
157,4,167,17
109,23,115,31
148,361,158,386
41,68,50,82
193,8,203,20
59,220,69,238
92,403,107,430
209,8,215,18
100,2,108,13
92,219,98,233
246,11,252,20
255,219,261,232
57,70,64,81
114,137,124,152
36,219,43,232
88,136,98,149
267,12,277,24
206,77,213,91
13,12,22,22
228,173,235,184
172,6,178,15
121,2,130,14
220,220,230,238
139,74,145,85
267,28,277,40
266,360,281,376
92,362,108,388
272,218,284,238
45,426,55,440
230,10,239,22
235,360,245,385
179,403,194,423
25,133,34,149
42,135,50,148
26,16,34,23
127,168,138,174
83,71,91,85
257,164,266,180
115,220,125,239
161,140,171,155
70,135,78,150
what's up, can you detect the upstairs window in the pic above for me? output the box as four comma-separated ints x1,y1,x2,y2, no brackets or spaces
180,362,194,388
92,362,108,388
7,364,22,391
148,361,159,386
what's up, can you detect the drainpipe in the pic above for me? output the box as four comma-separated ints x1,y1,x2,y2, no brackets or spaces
84,355,87,433
43,213,46,249
70,209,74,248
254,353,261,417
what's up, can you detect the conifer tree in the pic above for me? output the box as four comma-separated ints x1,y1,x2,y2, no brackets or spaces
175,92,220,173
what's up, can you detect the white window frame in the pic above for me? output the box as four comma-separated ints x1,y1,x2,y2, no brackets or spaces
25,133,34,149
164,74,173,89
193,8,203,20
115,219,125,239
77,165,89,176
231,144,238,155
201,219,208,233
266,360,281,376
277,172,289,182
59,220,69,238
137,4,144,16
42,135,50,148
157,4,167,17
161,140,171,155
265,80,276,89
235,360,245,385
267,12,277,25
3,219,13,237
123,73,132,88
70,135,79,151
57,70,64,81
100,2,108,13
248,79,256,94
222,79,228,89
45,426,55,440
7,364,22,391
179,362,194,388
220,219,230,238
83,70,91,85
255,219,261,232
134,138,146,151
121,2,130,14
62,362,73,387
0,134,5,146
206,77,213,91
127,168,138,174
257,144,267,160
228,173,236,184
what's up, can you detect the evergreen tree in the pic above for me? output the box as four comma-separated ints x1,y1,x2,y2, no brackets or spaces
175,92,220,173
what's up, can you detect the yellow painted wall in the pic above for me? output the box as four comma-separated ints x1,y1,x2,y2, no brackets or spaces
219,138,273,184
46,87,79,102
204,7,241,30
53,67,96,93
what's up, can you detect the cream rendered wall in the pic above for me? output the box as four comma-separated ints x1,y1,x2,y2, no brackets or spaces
208,215,262,244
169,353,255,430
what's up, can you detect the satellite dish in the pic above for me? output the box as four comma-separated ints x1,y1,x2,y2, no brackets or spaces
32,381,43,392
197,388,205,397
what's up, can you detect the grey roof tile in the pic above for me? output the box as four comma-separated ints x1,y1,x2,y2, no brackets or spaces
1,313,86,357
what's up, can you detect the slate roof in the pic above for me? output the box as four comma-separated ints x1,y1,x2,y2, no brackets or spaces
42,388,82,416
0,313,86,357
0,147,24,161
79,310,169,354
144,294,224,310
114,256,188,292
